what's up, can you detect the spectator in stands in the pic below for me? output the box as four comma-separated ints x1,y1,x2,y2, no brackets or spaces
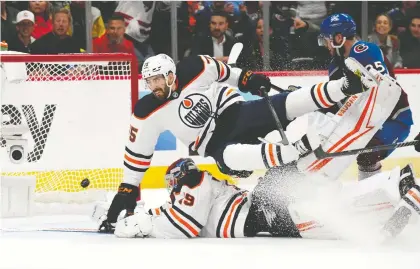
237,17,273,70
65,1,106,51
6,10,35,53
92,1,119,23
224,2,254,40
189,11,235,63
269,2,328,70
28,1,53,40
297,1,326,25
399,14,420,68
388,1,418,35
194,1,229,36
30,8,80,54
114,1,158,67
150,1,187,58
368,14,403,68
203,1,244,17
93,15,134,54
1,1,19,42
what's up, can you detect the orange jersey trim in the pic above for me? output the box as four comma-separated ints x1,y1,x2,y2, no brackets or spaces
223,194,246,238
169,207,199,236
124,154,150,166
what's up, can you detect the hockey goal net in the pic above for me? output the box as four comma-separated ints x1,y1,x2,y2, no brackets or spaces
1,53,138,203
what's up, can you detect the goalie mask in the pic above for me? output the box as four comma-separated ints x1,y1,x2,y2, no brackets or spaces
165,158,198,192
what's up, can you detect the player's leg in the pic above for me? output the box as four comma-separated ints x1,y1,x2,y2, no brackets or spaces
210,127,319,177
357,119,412,180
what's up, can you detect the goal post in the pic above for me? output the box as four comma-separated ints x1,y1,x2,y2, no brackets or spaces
1,53,139,203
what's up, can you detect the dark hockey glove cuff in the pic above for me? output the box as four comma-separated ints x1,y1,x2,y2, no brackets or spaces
238,70,271,97
106,183,139,224
415,133,420,152
341,67,369,96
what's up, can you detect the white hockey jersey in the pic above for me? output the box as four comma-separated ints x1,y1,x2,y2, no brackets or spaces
146,171,252,238
114,1,156,43
123,56,244,186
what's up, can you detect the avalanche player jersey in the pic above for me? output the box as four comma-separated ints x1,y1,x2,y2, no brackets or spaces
328,40,412,126
123,56,244,187
146,171,251,238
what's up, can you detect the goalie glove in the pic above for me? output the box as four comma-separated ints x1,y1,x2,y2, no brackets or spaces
114,201,153,238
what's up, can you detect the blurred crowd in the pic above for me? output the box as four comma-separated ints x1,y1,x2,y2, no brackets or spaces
1,1,420,71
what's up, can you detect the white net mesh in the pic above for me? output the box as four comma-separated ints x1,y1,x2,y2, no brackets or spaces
1,53,137,203
25,60,131,81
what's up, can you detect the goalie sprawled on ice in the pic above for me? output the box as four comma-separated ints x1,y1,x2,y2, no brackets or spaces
111,157,420,239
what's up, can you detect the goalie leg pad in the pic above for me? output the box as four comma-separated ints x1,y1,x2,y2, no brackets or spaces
297,72,402,180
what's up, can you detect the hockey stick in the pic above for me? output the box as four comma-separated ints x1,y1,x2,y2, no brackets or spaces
314,140,419,159
226,42,289,145
0,227,103,234
270,83,288,93
227,42,243,67
260,90,289,145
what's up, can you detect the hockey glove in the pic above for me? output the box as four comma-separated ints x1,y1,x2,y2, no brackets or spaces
98,183,139,233
238,70,271,97
341,57,378,96
114,202,153,238
415,133,420,152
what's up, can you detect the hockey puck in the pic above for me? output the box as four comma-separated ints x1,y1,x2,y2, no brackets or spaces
81,178,90,188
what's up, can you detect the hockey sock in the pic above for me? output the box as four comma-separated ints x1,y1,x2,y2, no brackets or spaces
223,143,300,171
285,78,347,120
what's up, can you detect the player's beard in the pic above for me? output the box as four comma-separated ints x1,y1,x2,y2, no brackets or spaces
152,86,169,100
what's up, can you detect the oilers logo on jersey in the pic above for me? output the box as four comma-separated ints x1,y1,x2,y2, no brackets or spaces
179,93,213,128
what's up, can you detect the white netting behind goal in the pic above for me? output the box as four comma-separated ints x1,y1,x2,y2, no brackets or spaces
1,53,138,203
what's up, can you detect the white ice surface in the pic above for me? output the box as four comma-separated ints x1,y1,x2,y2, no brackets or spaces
1,186,420,269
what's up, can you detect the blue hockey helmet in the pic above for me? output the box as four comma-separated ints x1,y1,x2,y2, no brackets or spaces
318,13,357,48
